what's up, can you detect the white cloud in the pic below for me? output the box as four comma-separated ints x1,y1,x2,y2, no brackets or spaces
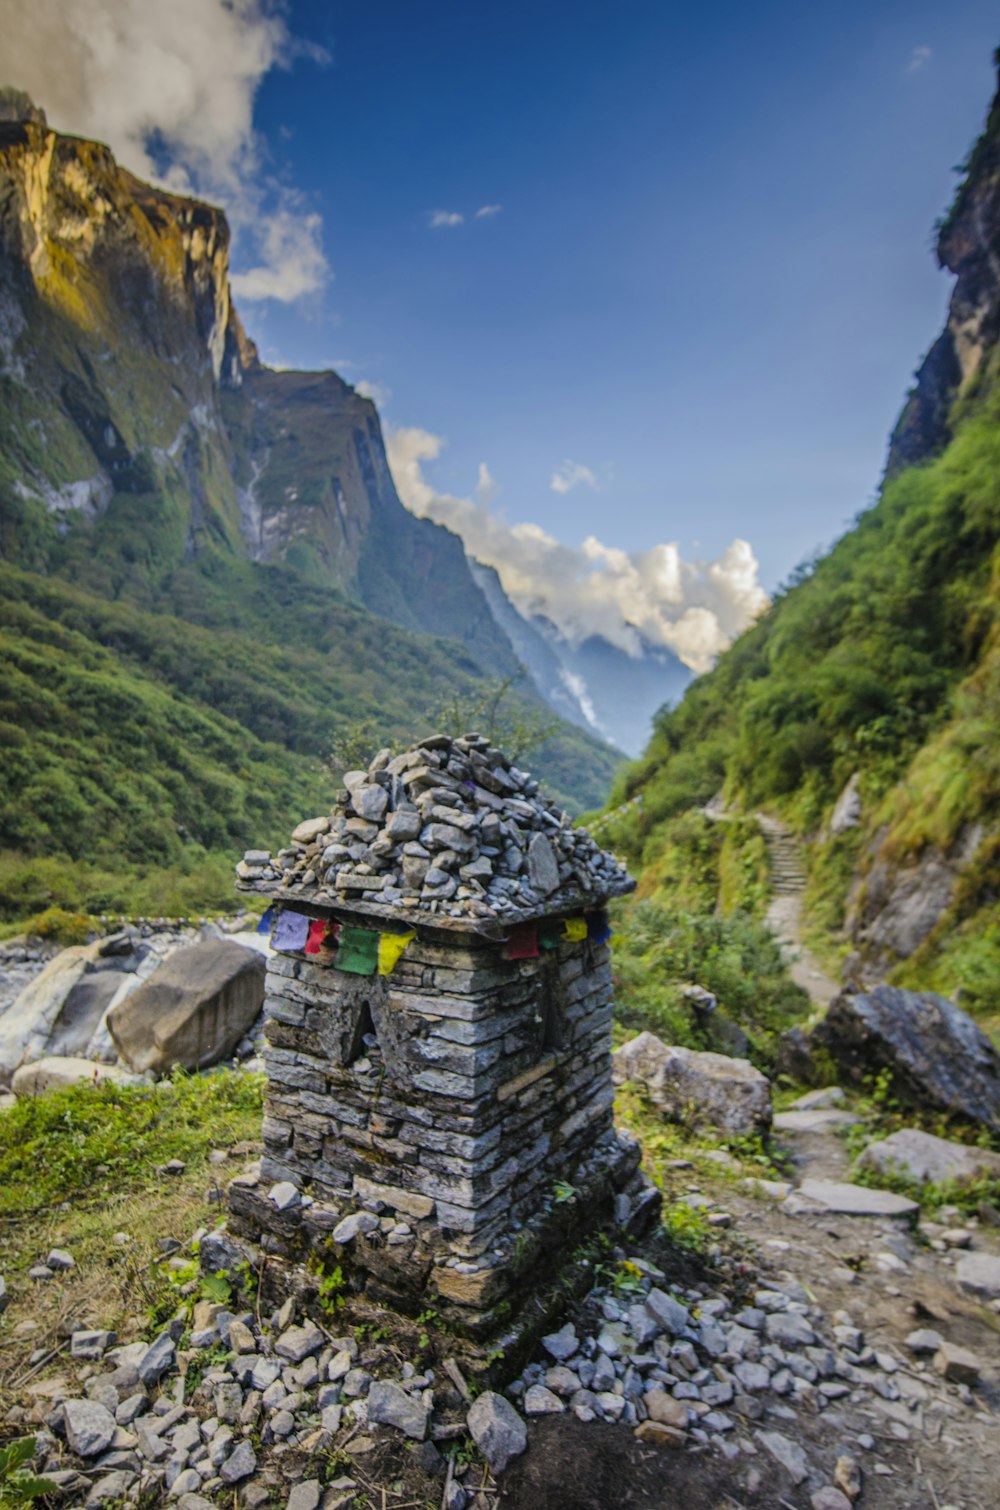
386,426,768,674
476,462,498,505
429,210,464,228
551,459,598,495
230,209,326,303
475,203,503,218
354,378,392,410
907,45,932,73
5,0,330,303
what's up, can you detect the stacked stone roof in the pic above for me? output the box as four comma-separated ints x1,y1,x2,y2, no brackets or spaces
236,733,632,925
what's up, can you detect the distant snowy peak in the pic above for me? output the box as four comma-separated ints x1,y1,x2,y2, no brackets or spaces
469,559,692,756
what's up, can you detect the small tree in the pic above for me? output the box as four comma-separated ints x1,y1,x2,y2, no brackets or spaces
428,674,559,763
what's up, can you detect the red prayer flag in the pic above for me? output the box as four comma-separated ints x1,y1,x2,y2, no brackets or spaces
304,918,329,954
505,922,539,960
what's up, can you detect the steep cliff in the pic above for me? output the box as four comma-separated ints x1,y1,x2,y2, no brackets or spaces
607,58,1000,1022
887,54,1000,474
0,101,621,899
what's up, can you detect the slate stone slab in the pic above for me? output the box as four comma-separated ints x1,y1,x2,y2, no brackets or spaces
812,985,1000,1129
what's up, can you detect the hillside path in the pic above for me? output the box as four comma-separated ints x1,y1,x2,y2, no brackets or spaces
758,813,841,1008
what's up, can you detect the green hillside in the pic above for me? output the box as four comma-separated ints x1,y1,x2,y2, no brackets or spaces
604,67,1000,1029
0,109,622,926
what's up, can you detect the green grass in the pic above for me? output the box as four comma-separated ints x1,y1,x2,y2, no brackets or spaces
0,1070,264,1218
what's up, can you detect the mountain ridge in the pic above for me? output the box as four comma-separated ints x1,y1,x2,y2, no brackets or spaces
0,99,622,913
606,56,1000,1024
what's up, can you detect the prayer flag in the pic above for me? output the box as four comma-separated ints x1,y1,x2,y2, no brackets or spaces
505,922,539,960
586,909,612,944
378,930,415,974
256,905,275,935
271,910,310,952
304,918,328,955
538,919,562,951
562,916,588,943
336,926,380,976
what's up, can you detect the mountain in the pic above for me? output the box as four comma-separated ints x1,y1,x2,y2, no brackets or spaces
605,55,1000,1024
0,95,621,916
469,560,692,755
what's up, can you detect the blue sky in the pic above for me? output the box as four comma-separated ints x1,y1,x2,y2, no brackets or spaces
9,0,999,666
239,1,997,593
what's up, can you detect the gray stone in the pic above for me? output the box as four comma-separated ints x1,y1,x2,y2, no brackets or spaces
811,1491,852,1510
47,1247,74,1269
286,1481,322,1510
829,773,862,835
268,1180,301,1211
904,1327,943,1355
12,1057,138,1098
352,785,389,822
643,1287,691,1334
856,1128,1000,1186
86,1471,137,1504
774,1108,859,1132
523,1385,565,1415
275,1322,324,1362
734,1362,771,1392
466,1391,527,1473
0,941,103,1086
955,1251,1000,1299
934,1341,981,1384
63,1398,117,1457
757,1429,811,1484
332,1211,379,1244
115,1394,147,1426
367,1380,428,1439
764,1312,816,1348
612,1032,771,1135
812,985,1000,1129
0,1275,6,1314
71,1329,116,1359
108,940,265,1074
168,1470,203,1498
541,1323,578,1361
138,1333,176,1386
219,1439,256,1483
797,1179,918,1219
527,833,560,895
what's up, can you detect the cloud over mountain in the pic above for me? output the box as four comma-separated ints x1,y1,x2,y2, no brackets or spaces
5,0,329,303
386,426,768,674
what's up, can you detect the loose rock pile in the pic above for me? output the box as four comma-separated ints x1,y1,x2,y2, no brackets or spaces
236,734,633,921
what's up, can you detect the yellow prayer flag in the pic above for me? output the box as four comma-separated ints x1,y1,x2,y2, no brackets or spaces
562,916,588,942
378,929,415,974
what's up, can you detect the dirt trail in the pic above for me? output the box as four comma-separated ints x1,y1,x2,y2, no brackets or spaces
758,813,841,1008
504,1111,1000,1510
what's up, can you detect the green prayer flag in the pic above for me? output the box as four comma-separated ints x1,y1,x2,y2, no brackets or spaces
335,926,379,976
538,919,562,951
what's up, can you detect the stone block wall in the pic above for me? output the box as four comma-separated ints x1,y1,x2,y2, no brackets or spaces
228,912,654,1334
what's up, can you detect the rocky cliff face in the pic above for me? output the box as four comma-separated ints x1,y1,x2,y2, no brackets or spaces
886,54,1000,475
0,108,517,675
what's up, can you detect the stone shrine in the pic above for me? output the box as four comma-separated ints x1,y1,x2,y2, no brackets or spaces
230,734,659,1339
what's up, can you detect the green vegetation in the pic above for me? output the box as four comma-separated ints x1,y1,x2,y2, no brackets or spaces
606,329,1000,1010
606,805,807,1065
0,1070,263,1218
0,1438,55,1509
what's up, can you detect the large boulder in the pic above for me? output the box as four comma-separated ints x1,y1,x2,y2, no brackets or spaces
812,985,1000,1130
612,1031,772,1135
856,1127,1000,1186
0,942,101,1086
108,940,265,1074
11,1057,141,1097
